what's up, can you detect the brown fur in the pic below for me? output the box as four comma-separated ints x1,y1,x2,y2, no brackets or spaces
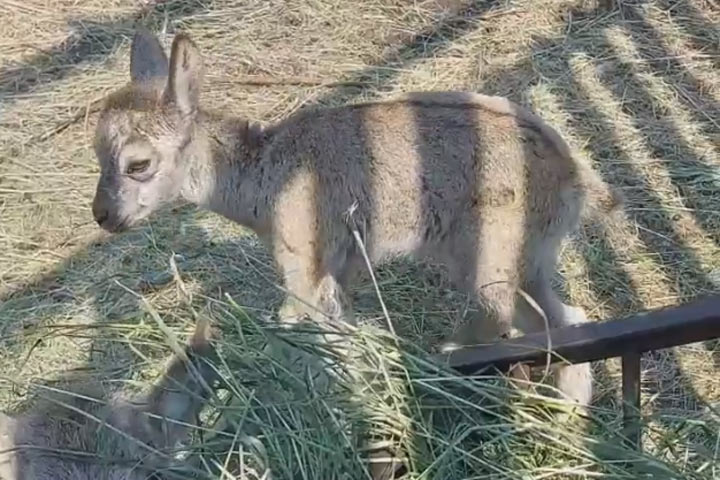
91,29,623,406
0,320,218,480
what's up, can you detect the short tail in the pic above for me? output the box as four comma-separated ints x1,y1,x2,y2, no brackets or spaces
577,161,624,220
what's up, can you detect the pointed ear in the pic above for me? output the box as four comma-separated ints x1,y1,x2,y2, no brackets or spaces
134,319,219,448
165,33,204,116
130,26,169,83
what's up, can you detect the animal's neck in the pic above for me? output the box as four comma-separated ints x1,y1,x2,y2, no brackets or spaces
180,110,270,233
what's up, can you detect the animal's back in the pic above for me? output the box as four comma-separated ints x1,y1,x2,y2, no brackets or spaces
2,408,146,480
266,91,582,261
0,319,218,480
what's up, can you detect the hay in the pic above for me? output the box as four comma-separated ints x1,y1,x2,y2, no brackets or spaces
1,0,719,477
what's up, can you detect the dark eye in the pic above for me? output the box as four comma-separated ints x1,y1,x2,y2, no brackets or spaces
125,159,151,175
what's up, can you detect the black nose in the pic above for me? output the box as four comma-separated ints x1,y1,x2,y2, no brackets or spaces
94,208,109,226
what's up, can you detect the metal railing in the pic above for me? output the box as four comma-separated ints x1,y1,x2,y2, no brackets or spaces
435,295,720,450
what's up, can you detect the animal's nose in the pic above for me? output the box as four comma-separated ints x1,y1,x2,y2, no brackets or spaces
93,206,109,226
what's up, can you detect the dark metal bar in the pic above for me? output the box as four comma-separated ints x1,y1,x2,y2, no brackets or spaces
621,352,642,450
435,295,720,374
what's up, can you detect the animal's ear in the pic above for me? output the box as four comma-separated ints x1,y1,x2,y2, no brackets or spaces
135,318,219,448
165,32,203,117
130,26,169,83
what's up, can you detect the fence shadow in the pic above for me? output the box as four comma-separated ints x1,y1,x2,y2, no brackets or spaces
0,206,282,415
1,0,718,477
659,0,720,65
518,0,717,468
0,0,210,106
0,1,499,477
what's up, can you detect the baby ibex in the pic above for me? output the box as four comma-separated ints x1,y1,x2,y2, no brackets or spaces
0,320,218,480
91,29,621,406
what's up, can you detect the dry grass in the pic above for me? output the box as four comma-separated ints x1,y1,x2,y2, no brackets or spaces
1,0,719,478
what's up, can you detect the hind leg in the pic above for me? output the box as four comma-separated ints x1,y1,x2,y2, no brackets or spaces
521,278,593,406
439,280,518,350
438,213,522,366
469,278,536,391
552,302,592,406
460,208,523,341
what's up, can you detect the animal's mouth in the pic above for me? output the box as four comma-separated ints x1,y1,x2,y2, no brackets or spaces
98,215,132,233
110,220,130,233
102,220,128,233
103,207,155,233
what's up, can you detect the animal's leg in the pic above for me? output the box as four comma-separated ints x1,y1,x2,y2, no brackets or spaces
313,273,355,326
273,239,322,324
274,236,357,327
270,238,360,385
332,252,364,327
471,208,524,342
553,303,593,407
438,207,533,390
475,280,535,390
521,279,593,406
437,287,516,353
438,265,523,384
437,218,518,351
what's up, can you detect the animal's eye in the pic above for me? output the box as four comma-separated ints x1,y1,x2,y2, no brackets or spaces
125,159,151,175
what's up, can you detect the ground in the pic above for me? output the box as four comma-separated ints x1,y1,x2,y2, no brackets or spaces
0,0,719,478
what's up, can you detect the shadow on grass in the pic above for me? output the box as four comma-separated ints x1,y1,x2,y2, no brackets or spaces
618,2,720,249
658,0,720,68
1,0,719,478
618,0,720,363
0,0,211,106
0,1,502,477
0,206,282,413
514,1,717,473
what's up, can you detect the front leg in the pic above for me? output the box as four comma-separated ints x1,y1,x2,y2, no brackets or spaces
274,236,356,327
271,169,326,324
270,241,356,389
275,244,322,324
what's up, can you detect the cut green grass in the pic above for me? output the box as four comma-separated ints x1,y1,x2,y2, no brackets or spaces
1,0,719,477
